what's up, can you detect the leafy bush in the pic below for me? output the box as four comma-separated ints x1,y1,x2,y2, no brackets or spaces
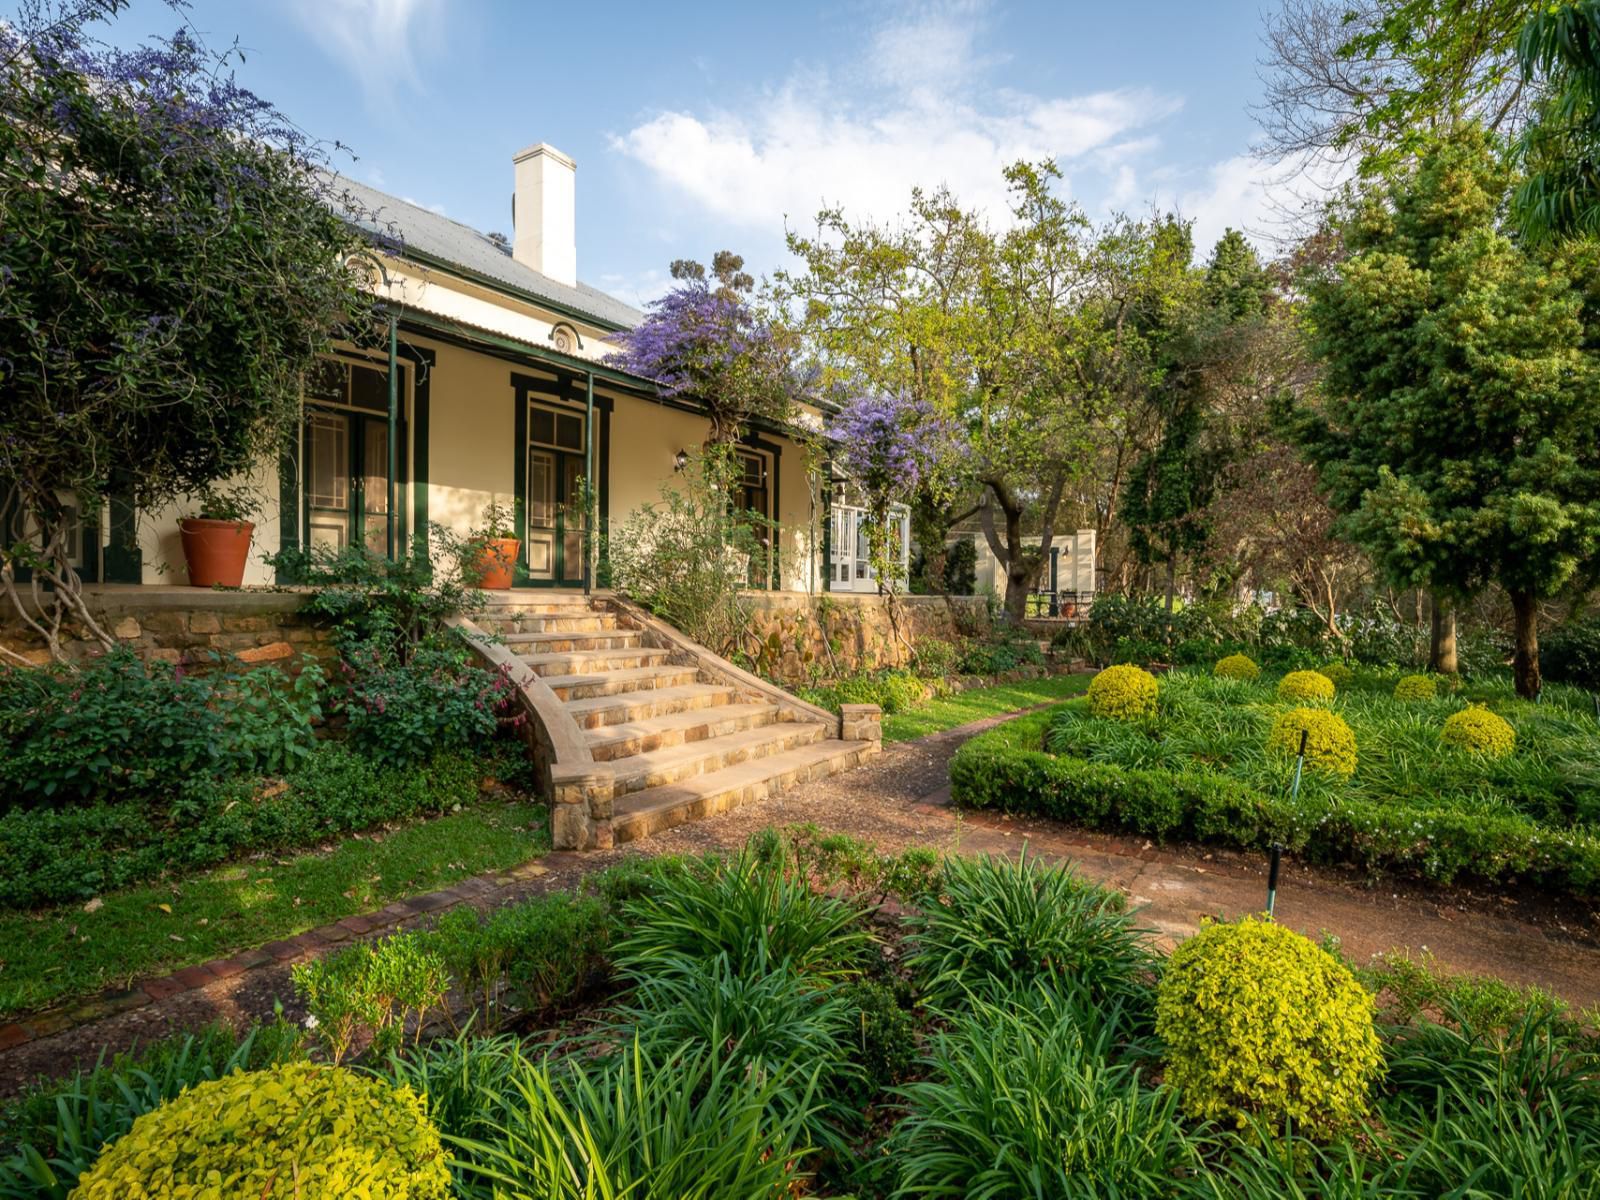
1442,704,1517,758
1156,917,1382,1138
1394,673,1438,701
909,636,964,680
612,849,868,977
1542,614,1600,689
293,934,449,1063
890,991,1192,1197
1267,707,1359,778
336,631,512,767
798,668,927,715
0,744,482,908
1317,661,1355,689
0,1021,302,1199
1087,664,1159,720
955,627,1046,675
753,824,942,905
905,850,1152,1011
1277,668,1336,702
1214,653,1260,681
941,536,977,595
459,1040,818,1199
836,979,918,1098
0,650,321,807
71,1062,450,1199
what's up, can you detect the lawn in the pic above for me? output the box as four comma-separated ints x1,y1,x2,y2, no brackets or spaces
0,798,546,1018
883,673,1091,741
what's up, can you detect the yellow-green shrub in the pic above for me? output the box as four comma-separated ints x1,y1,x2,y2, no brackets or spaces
1393,673,1437,702
70,1062,450,1200
1317,662,1354,689
1156,916,1382,1139
1213,654,1260,682
1268,707,1358,778
1277,669,1336,702
1086,664,1159,721
1441,705,1516,758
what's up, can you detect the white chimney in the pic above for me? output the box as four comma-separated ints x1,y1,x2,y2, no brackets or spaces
511,142,577,286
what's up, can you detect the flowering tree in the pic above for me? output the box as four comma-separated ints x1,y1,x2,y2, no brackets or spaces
828,391,956,596
0,1,375,661
607,252,797,445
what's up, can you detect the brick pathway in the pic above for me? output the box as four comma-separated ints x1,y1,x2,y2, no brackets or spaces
4,708,1598,1093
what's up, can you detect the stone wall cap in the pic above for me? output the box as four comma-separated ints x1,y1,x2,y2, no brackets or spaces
839,703,883,716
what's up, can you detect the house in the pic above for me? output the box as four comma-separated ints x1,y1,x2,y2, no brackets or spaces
950,528,1098,615
87,141,864,595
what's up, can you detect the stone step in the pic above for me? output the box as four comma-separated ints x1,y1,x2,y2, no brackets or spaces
543,664,702,702
585,702,779,762
611,739,874,843
519,647,672,677
486,612,618,635
609,722,825,796
498,629,640,653
480,591,595,609
564,684,740,730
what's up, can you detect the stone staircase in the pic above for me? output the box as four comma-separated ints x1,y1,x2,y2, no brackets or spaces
475,593,877,844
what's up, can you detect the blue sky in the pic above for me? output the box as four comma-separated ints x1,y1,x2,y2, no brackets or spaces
101,0,1302,308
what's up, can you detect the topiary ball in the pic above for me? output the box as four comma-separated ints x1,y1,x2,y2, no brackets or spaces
1213,653,1261,682
1086,664,1159,721
1156,916,1382,1139
1268,707,1358,778
71,1062,450,1200
1393,673,1437,702
1278,669,1336,703
1317,662,1355,689
1440,704,1516,758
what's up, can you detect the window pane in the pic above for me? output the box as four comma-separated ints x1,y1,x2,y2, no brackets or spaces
349,364,389,412
531,408,555,448
362,417,388,515
307,415,347,508
305,359,344,404
556,413,583,450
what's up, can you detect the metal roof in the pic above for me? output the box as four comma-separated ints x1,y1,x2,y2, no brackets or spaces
332,176,644,332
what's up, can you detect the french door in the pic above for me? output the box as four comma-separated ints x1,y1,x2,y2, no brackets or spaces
523,402,587,587
305,409,394,555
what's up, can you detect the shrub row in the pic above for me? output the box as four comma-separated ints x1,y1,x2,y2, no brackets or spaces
949,710,1600,895
0,744,482,909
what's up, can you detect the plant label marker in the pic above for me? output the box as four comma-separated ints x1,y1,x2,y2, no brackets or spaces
1289,728,1309,802
1267,843,1283,918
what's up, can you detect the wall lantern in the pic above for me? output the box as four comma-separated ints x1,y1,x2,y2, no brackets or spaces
673,448,690,472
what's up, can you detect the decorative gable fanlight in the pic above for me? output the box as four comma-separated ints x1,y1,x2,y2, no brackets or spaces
549,321,583,354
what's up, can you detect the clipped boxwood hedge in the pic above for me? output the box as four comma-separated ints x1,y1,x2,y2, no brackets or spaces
948,709,1600,896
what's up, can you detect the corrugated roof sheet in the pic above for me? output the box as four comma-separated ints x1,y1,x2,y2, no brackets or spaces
333,175,644,331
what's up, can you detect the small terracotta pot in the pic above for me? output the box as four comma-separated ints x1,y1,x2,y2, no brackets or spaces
471,537,521,589
180,518,255,588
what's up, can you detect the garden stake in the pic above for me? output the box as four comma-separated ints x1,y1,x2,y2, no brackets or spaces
1289,728,1308,803
1266,843,1283,918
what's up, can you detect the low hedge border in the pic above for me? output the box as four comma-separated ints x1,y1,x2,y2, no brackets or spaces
948,709,1600,896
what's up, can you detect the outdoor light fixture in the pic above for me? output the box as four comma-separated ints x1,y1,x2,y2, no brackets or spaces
673,448,689,472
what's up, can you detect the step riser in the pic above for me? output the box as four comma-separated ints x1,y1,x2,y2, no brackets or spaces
590,710,779,763
500,633,639,653
481,614,617,634
612,745,873,843
524,651,669,677
612,725,824,795
551,670,701,701
569,689,737,730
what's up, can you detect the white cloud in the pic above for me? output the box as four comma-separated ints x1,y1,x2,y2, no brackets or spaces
286,0,445,106
610,3,1180,236
1152,150,1351,259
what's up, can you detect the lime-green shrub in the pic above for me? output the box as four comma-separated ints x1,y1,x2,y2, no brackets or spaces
1086,664,1159,721
1441,705,1516,758
1277,669,1336,702
1393,673,1438,702
71,1062,450,1199
1317,662,1354,689
1267,706,1358,778
1214,653,1260,682
1156,917,1382,1138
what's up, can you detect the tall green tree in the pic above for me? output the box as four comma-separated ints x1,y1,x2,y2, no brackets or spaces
1295,130,1600,696
1513,1,1600,242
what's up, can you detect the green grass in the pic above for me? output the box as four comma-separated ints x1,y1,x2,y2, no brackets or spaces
0,799,547,1019
883,674,1091,742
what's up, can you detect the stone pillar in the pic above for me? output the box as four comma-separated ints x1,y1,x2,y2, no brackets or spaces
839,703,883,745
550,765,614,850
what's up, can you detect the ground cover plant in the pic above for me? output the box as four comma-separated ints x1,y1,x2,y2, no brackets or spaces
8,828,1595,1199
952,664,1600,895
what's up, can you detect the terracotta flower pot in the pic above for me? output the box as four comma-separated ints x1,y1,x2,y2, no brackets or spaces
471,537,521,589
180,518,255,588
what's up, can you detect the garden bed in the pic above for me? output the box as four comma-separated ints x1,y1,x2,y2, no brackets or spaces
4,826,1593,1198
951,664,1600,897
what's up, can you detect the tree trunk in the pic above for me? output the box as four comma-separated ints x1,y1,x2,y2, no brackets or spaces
1510,589,1541,699
1163,552,1177,617
1428,594,1458,675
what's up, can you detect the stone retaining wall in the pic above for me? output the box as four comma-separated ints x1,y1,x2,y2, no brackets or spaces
737,591,991,685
